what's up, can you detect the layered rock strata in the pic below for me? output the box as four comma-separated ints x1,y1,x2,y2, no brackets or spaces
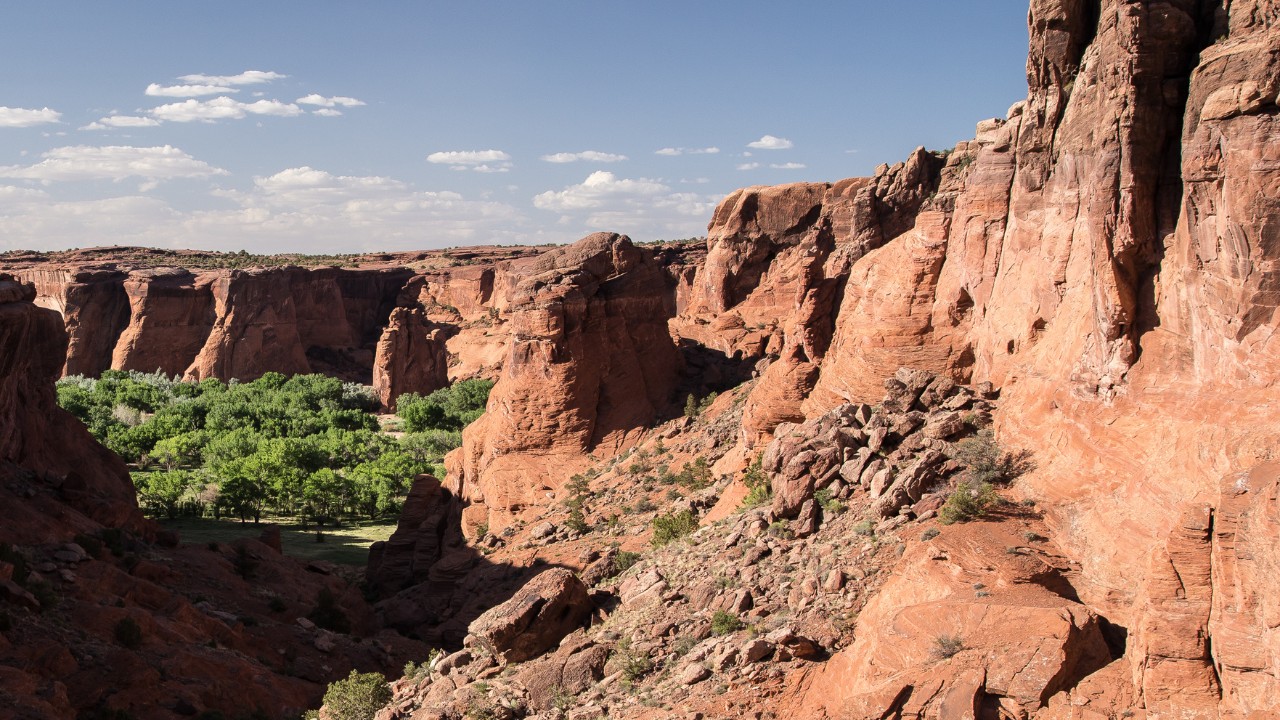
448,233,682,534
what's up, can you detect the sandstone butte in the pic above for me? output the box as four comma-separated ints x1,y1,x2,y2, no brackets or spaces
0,0,1277,718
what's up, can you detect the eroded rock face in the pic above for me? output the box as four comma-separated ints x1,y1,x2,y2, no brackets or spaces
0,274,143,539
16,267,131,376
449,233,681,533
672,150,944,446
112,269,218,376
798,519,1114,719
466,568,591,664
366,475,466,598
372,307,451,409
708,1,1280,717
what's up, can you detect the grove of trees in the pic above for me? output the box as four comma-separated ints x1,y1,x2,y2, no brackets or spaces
56,370,493,524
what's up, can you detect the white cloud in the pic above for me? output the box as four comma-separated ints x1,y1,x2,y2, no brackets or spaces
0,164,538,253
655,146,719,156
177,70,286,86
146,83,236,98
540,151,627,164
747,134,794,150
770,162,806,169
533,171,669,211
312,108,343,117
427,150,513,172
150,97,302,123
736,162,760,171
0,145,226,183
297,94,366,108
81,116,162,130
0,107,62,128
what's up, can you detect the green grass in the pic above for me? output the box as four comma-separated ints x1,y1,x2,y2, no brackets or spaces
161,516,398,566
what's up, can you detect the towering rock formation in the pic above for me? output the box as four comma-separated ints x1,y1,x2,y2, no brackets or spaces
712,1,1280,716
449,233,681,533
673,150,944,445
0,274,143,540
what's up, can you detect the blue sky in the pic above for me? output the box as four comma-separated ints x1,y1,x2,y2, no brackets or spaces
0,1,1030,253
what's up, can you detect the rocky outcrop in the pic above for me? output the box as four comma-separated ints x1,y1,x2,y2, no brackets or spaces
17,267,131,376
681,1,1280,717
798,518,1115,719
672,150,944,446
449,233,681,533
112,269,218,376
466,568,591,664
0,274,143,540
366,476,466,596
372,307,452,409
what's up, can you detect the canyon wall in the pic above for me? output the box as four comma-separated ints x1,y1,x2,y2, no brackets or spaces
670,0,1280,716
0,274,144,541
448,233,682,534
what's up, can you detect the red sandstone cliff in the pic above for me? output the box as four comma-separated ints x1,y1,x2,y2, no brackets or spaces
448,233,682,534
0,274,144,540
676,1,1280,716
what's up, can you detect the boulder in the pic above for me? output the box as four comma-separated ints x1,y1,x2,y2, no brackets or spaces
467,568,592,663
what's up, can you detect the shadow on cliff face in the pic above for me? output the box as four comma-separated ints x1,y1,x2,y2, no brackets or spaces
366,475,573,650
669,339,758,411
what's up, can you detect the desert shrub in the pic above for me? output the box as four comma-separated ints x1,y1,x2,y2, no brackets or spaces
814,487,846,514
921,527,940,541
610,639,653,682
932,634,964,659
674,457,712,490
322,670,391,720
232,545,258,579
951,429,1033,485
740,455,770,509
938,480,1000,525
73,533,104,559
853,519,876,536
309,587,350,633
710,610,744,635
28,581,57,611
613,551,641,574
651,510,698,547
0,543,29,584
114,617,143,649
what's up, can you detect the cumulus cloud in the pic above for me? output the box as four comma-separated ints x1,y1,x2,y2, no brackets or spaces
312,108,343,117
81,116,162,130
771,162,806,169
654,146,719,156
0,145,226,183
540,151,627,164
0,107,62,128
736,162,760,171
177,70,286,86
150,97,302,123
427,150,513,172
533,171,669,211
297,94,366,108
747,134,794,150
0,164,537,253
145,83,236,97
